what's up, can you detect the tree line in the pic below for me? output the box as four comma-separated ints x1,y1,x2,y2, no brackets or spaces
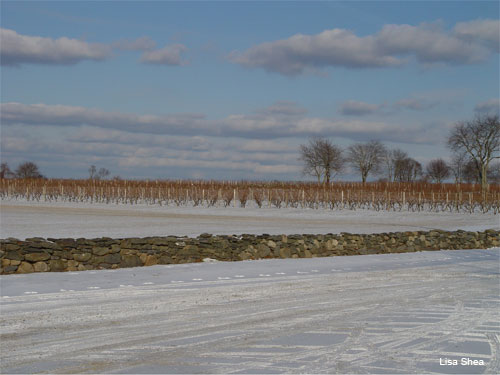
300,114,500,190
2,115,498,188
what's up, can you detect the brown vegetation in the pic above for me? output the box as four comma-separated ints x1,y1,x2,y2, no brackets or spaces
1,178,499,213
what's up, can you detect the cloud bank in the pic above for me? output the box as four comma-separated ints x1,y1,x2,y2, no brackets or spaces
229,19,499,75
0,28,112,66
1,101,441,144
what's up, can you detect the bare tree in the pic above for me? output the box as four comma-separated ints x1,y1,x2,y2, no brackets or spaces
0,163,14,179
299,137,344,183
88,165,97,179
97,168,110,180
426,158,450,183
449,152,468,184
395,157,422,182
89,165,110,180
347,140,386,184
15,162,44,178
463,160,480,184
447,114,500,191
488,162,500,184
382,148,408,182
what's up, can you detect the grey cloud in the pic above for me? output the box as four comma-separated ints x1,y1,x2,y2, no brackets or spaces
454,19,500,52
259,101,308,116
1,101,440,144
0,28,111,66
393,98,439,111
338,100,381,116
376,22,489,65
140,44,187,65
112,36,156,51
474,98,500,115
1,102,206,135
229,20,497,75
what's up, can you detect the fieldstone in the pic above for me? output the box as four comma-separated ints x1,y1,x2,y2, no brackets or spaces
92,247,110,256
267,240,277,249
121,255,141,268
73,253,92,262
3,266,18,273
1,259,10,267
279,247,291,258
33,262,49,272
3,244,21,251
10,260,21,266
25,252,51,262
144,255,158,266
256,244,271,258
49,259,66,272
239,252,252,260
5,251,24,261
17,261,34,274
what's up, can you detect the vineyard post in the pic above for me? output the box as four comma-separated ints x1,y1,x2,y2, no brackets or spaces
341,190,344,206
268,189,271,208
302,189,305,208
233,189,237,208
402,191,405,208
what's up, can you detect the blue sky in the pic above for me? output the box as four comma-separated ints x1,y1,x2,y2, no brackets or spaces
1,1,499,180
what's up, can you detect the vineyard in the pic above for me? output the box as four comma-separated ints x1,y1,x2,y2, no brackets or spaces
1,178,499,214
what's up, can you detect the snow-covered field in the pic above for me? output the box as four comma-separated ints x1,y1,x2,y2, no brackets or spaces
1,199,498,239
1,249,499,374
1,200,499,374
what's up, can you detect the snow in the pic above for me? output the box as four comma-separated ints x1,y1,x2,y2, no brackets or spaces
1,199,499,373
1,249,499,373
1,198,498,239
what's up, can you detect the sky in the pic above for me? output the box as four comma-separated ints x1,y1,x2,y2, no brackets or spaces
1,0,499,181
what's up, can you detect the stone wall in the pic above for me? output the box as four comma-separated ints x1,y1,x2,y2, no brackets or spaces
1,230,499,275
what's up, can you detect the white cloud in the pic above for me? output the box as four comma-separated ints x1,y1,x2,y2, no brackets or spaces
229,19,497,75
0,28,111,66
140,44,187,65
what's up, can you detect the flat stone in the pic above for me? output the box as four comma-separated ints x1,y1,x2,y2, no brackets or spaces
33,262,49,272
17,262,34,274
25,252,51,262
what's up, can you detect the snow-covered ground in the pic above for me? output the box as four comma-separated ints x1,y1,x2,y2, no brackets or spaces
1,200,499,373
1,249,499,374
1,199,498,239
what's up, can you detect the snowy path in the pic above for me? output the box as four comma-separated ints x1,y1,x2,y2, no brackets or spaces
1,249,499,374
1,199,498,239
